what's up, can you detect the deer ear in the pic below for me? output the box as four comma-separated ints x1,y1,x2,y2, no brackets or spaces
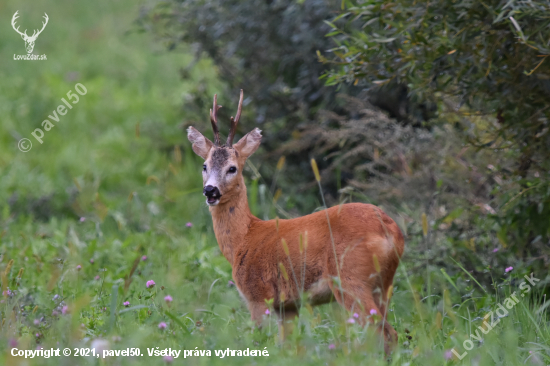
233,128,262,158
187,127,214,159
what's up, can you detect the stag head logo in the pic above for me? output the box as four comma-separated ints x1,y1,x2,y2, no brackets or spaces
11,11,49,54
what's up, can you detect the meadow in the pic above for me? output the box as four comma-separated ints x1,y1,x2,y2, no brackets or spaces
0,0,549,365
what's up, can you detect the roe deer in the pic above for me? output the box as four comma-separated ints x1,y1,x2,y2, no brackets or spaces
187,90,405,352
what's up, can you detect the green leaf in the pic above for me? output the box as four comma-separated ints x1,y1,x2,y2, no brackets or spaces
108,285,118,332
443,208,464,224
440,269,459,292
372,37,396,43
118,305,149,314
164,311,191,334
449,257,488,294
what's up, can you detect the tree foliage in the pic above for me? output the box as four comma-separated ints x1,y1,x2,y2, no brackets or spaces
322,0,550,176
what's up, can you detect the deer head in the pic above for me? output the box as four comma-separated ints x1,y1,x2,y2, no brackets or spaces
11,11,49,54
187,90,262,206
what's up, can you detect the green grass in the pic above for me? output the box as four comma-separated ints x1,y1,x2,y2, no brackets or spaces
0,0,549,365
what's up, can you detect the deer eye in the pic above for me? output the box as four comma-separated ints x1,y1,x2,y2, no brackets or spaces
227,166,237,174
202,165,207,172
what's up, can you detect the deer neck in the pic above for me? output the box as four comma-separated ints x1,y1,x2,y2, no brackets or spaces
209,180,256,264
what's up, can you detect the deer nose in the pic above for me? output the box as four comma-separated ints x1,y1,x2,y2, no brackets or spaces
203,185,221,198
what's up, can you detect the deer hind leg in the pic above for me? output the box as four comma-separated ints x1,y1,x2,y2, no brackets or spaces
379,252,401,345
331,275,396,354
370,273,399,351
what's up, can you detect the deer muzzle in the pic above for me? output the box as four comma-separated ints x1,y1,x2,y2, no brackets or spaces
203,185,221,206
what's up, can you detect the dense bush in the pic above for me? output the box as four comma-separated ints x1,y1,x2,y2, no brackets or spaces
322,0,550,176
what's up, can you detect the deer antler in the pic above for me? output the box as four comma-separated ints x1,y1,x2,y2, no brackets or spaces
11,11,28,38
226,89,244,147
30,13,49,40
209,94,222,146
